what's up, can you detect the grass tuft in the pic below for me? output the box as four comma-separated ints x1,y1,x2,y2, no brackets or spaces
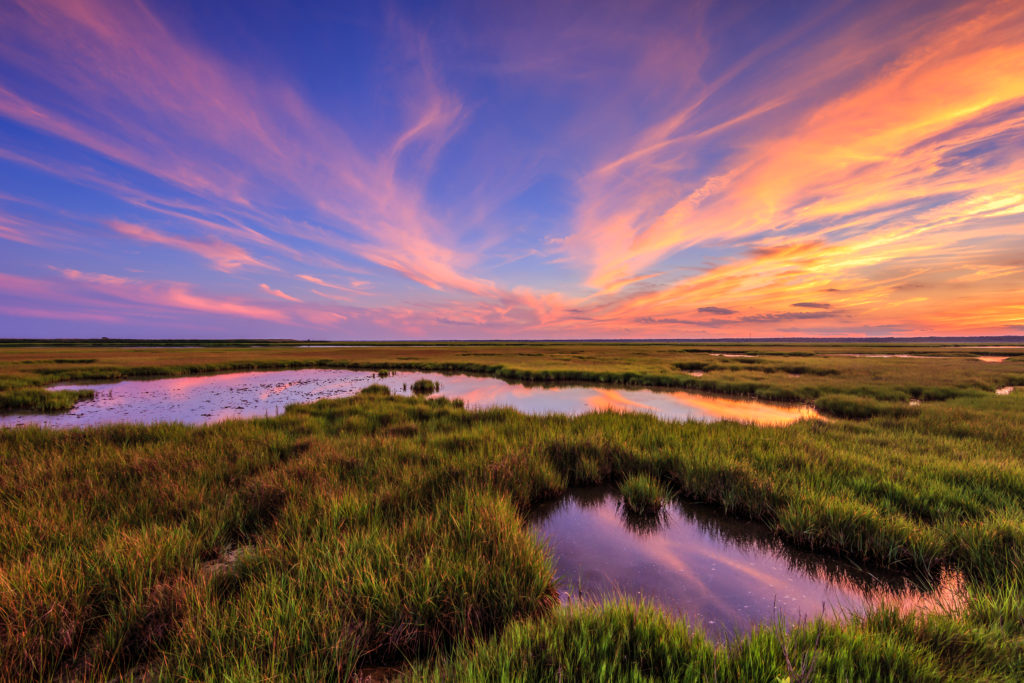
360,384,392,397
411,378,440,395
619,473,670,515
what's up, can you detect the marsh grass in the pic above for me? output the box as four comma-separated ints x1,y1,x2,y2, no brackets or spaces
2,385,1023,679
411,379,440,395
1,344,1023,679
814,394,905,419
618,473,670,516
2,342,1021,419
414,597,1023,682
0,387,94,412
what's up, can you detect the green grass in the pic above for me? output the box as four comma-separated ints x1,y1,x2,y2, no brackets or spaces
618,473,670,516
1,383,1023,679
411,378,440,395
415,587,1024,682
814,394,906,419
0,387,95,412
1,343,1023,679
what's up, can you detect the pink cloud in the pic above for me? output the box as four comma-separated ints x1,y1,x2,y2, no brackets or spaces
259,283,301,303
110,220,270,271
0,304,124,323
57,268,290,323
0,0,486,298
310,289,352,303
297,274,366,296
0,222,36,245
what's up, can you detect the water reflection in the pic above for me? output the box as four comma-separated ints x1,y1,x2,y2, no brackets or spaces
834,353,1013,362
835,353,934,358
0,369,819,428
530,488,962,640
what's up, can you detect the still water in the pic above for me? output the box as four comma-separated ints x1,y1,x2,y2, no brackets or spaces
531,488,962,640
0,369,819,428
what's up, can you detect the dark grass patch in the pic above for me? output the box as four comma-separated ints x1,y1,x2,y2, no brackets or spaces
814,394,904,419
411,379,440,395
0,388,94,413
674,360,714,372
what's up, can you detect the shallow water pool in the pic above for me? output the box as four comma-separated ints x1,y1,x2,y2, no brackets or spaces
530,488,962,640
0,369,819,428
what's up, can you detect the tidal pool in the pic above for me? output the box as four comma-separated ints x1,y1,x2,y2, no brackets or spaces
834,354,1014,361
0,369,818,428
834,353,938,359
530,488,962,640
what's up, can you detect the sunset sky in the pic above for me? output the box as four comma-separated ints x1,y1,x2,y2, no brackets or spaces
1,0,1023,339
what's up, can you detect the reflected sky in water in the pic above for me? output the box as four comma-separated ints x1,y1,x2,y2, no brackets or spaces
0,369,818,428
531,488,962,640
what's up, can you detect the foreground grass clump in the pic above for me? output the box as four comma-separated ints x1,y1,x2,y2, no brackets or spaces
1,384,1023,679
418,585,1024,682
414,601,977,682
619,473,670,516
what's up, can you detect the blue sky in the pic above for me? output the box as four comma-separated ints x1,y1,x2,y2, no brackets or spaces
1,0,1022,338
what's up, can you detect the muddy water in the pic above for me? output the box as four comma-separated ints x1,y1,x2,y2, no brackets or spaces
0,369,818,428
531,488,962,640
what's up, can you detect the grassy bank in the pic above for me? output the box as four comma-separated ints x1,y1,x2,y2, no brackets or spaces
2,381,1022,679
0,387,95,413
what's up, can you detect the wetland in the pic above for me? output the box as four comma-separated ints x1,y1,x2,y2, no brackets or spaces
1,341,1022,681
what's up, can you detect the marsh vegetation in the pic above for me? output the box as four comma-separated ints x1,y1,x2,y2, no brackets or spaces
618,473,670,516
0,342,1022,680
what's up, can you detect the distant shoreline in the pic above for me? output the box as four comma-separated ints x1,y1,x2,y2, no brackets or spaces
2,336,1024,346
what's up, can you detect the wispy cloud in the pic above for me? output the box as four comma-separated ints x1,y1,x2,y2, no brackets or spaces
1,0,1022,337
562,1,1024,322
0,0,486,295
58,269,290,323
259,283,301,303
110,220,270,271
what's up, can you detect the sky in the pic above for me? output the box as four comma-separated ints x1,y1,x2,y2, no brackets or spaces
1,0,1023,339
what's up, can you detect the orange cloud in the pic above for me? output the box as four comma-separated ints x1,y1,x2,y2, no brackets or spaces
551,0,1024,335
